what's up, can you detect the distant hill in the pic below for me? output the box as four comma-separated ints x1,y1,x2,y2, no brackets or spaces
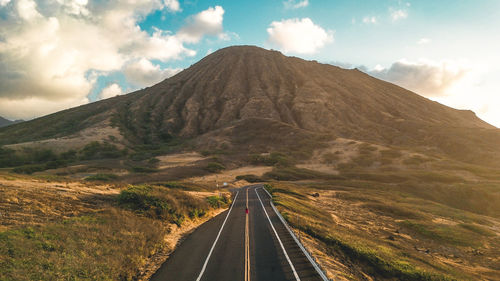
0,116,23,128
1,45,499,166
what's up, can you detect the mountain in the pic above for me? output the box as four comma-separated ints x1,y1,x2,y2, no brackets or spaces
0,116,23,128
1,45,499,165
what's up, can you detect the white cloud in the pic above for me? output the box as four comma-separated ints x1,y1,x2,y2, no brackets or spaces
99,83,123,99
0,1,226,120
163,0,180,12
218,31,240,42
390,9,408,21
362,16,377,24
362,58,500,128
56,0,90,16
17,0,41,20
283,0,309,9
123,58,181,87
178,6,224,43
267,18,333,54
368,58,470,97
417,38,431,45
0,96,89,121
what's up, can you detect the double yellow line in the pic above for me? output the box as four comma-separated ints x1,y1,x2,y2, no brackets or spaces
245,187,250,281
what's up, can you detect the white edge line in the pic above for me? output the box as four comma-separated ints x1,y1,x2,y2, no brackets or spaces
255,188,301,281
196,191,240,281
261,187,330,281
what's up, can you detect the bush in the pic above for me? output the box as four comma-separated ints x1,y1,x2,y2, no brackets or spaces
32,149,58,163
12,164,47,174
263,183,273,194
158,182,186,189
60,150,77,162
84,173,119,182
117,185,216,225
235,174,263,183
0,147,24,167
129,151,153,161
188,208,206,219
249,152,294,167
130,166,158,173
117,185,170,219
79,141,124,160
205,162,225,173
206,195,229,208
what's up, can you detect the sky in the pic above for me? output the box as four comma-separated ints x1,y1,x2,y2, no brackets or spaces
0,0,499,127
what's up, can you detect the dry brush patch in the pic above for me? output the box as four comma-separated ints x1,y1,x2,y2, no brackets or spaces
0,174,231,281
267,177,500,281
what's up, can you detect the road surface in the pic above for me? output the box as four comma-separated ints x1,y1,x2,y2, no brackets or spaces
150,184,325,281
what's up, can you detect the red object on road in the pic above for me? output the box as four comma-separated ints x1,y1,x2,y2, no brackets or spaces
245,207,249,214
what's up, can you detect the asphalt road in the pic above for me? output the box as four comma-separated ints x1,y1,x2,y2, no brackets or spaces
150,184,325,281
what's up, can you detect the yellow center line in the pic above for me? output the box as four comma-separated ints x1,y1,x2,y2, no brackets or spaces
245,187,250,281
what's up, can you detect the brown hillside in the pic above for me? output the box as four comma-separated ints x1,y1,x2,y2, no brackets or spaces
0,45,498,165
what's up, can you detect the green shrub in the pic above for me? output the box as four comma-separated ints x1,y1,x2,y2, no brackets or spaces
117,185,216,225
117,185,170,219
249,152,294,167
188,208,206,219
235,174,263,183
129,151,153,161
12,164,47,174
79,142,124,160
60,150,77,162
130,166,158,173
205,162,225,173
263,184,274,194
1,147,67,170
158,182,186,189
148,157,160,164
172,214,185,227
206,195,229,208
84,173,119,182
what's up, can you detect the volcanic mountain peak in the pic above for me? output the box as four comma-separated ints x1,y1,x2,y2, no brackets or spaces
0,45,499,165
153,45,491,136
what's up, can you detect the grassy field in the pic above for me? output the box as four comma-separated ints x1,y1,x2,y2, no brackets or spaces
260,143,500,281
1,137,500,280
0,173,230,281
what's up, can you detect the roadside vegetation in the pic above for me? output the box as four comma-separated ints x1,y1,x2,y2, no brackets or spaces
264,154,500,281
0,175,231,281
0,142,126,174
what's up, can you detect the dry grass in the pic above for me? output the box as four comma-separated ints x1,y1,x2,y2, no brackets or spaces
0,172,230,281
1,209,166,281
266,163,500,281
156,152,206,169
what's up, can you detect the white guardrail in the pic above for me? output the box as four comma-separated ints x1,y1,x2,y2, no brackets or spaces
261,187,332,281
